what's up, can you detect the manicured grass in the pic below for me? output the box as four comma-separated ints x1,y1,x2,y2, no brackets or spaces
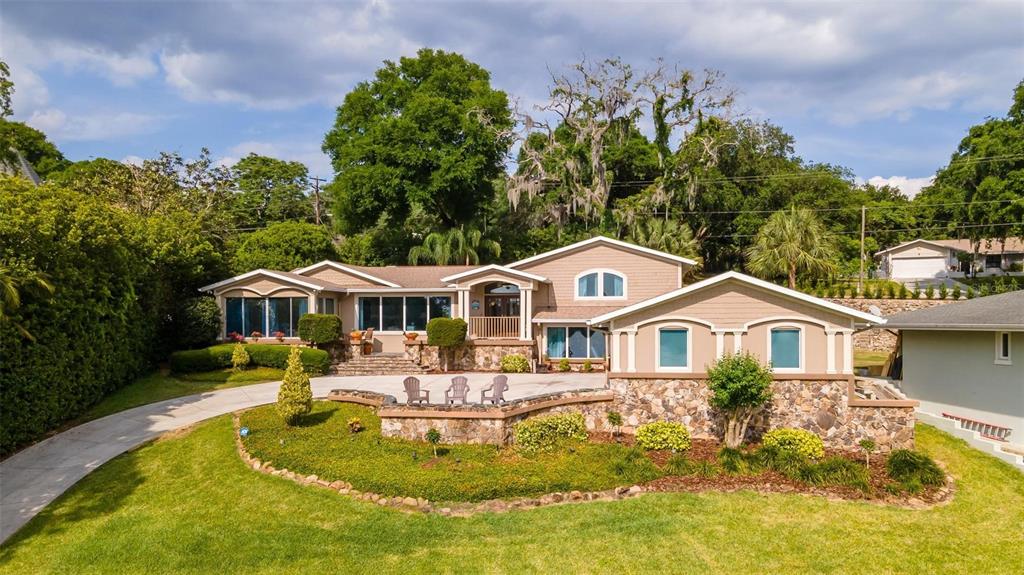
854,349,890,369
1,422,1021,573
241,401,659,501
74,368,284,423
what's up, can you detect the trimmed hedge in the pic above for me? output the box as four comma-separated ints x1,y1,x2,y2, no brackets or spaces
500,353,530,373
297,313,342,345
426,317,467,347
512,413,587,452
762,428,825,460
636,421,692,452
170,344,330,375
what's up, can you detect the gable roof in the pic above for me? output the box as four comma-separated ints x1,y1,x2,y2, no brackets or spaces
876,237,1024,257
874,239,957,257
506,235,697,269
589,271,885,326
439,264,548,284
199,269,348,293
884,290,1024,330
292,261,402,287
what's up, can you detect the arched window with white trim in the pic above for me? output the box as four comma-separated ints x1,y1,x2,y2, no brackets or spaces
575,269,626,300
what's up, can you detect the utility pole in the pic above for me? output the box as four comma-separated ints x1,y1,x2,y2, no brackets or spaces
858,205,866,294
310,176,326,226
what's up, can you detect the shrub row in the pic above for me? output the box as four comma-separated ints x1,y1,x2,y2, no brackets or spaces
170,344,330,375
512,413,587,452
797,278,1021,300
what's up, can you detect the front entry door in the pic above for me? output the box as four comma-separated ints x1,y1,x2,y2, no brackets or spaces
485,295,520,317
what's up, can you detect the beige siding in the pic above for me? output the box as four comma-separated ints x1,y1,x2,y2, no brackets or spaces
303,267,380,288
889,243,950,259
516,244,682,308
218,276,315,297
633,321,716,372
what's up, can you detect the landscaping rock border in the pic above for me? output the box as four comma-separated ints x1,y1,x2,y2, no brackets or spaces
232,413,955,513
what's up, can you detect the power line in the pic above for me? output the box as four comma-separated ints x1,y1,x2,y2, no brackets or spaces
701,221,1023,240
644,198,1021,217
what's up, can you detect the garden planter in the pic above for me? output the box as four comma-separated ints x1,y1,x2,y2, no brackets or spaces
404,332,419,342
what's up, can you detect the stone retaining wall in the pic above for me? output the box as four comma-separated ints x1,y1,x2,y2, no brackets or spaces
609,377,914,452
404,340,536,371
825,298,957,352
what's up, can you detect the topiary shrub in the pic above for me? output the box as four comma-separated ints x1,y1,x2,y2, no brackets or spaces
707,352,774,447
938,284,948,300
582,359,593,372
426,317,467,371
169,344,330,375
924,285,935,299
276,346,312,426
762,428,825,460
558,358,571,372
500,353,530,373
951,285,962,300
512,413,587,452
174,297,222,350
886,449,944,493
636,421,692,452
297,313,342,346
231,343,250,372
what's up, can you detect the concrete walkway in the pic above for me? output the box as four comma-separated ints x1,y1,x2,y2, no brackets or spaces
0,372,604,544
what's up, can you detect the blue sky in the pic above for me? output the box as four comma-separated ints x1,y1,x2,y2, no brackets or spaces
3,0,1022,196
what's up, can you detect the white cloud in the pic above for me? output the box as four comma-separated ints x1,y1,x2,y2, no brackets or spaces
219,140,333,176
867,175,935,198
26,108,166,141
121,155,145,166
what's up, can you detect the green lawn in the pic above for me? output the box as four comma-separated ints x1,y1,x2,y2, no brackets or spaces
242,402,660,502
2,419,1021,574
854,349,890,369
74,368,284,424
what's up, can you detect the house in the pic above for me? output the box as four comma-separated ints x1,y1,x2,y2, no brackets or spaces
875,238,1024,280
201,236,881,376
885,290,1024,448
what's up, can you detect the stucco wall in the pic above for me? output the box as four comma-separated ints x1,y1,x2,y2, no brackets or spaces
901,329,1023,434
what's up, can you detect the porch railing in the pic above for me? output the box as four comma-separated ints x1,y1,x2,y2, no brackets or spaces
469,316,520,339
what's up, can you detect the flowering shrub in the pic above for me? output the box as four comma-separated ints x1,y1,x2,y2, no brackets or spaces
513,413,587,452
250,331,263,343
500,353,530,373
228,331,245,343
636,421,691,452
273,330,286,342
762,428,825,460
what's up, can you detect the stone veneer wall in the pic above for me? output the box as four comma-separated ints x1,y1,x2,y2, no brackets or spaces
608,377,914,452
404,341,536,371
825,298,957,352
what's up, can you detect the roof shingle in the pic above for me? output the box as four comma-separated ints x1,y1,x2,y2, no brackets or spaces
885,290,1024,330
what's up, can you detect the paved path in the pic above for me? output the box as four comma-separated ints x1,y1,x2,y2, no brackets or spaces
0,372,603,544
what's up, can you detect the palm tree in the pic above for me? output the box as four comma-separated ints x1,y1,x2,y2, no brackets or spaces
0,266,55,341
745,207,837,289
408,227,501,265
627,218,702,265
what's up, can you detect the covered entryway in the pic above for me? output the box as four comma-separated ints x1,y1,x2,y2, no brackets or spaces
891,257,946,279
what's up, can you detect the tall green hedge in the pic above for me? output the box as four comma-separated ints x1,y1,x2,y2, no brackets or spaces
426,317,467,347
297,313,342,345
169,344,330,375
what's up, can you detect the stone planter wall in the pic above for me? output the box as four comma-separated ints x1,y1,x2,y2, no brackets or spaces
608,377,914,452
824,298,957,352
405,340,536,371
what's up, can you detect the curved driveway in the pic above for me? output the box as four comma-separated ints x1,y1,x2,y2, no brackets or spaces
0,372,603,544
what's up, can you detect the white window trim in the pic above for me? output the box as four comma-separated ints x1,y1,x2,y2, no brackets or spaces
995,331,1012,365
574,268,627,301
356,295,453,334
655,324,692,373
767,323,804,373
544,326,605,360
226,296,307,338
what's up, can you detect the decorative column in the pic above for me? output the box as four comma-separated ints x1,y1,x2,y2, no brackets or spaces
714,330,726,359
825,329,838,374
611,331,621,372
521,288,533,340
457,289,470,321
732,330,744,353
626,329,637,373
842,330,853,374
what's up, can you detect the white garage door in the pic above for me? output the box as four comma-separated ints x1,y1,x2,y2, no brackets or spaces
891,257,946,279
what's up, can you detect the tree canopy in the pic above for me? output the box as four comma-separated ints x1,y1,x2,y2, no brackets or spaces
233,154,313,229
231,222,337,273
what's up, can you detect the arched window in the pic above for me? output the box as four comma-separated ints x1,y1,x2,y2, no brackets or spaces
769,326,802,371
576,269,626,299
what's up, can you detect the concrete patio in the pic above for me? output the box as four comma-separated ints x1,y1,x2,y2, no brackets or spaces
0,372,604,544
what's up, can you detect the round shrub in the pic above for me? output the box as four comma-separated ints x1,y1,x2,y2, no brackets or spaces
500,353,530,373
636,421,691,452
426,317,467,347
297,313,342,345
762,428,825,460
886,449,944,487
512,413,587,452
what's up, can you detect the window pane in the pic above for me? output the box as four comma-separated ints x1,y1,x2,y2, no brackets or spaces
578,273,598,297
771,328,800,369
603,273,624,297
589,330,606,358
291,298,308,336
568,327,589,358
547,327,566,358
358,297,379,331
382,297,404,331
429,296,452,318
1001,333,1011,358
242,298,266,336
225,298,243,337
405,297,427,331
268,298,291,337
318,297,335,315
659,329,688,367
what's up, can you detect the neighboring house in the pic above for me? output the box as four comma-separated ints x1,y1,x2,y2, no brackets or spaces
201,235,882,374
885,291,1024,446
875,238,1024,280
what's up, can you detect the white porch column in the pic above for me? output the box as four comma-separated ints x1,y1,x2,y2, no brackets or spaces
520,288,532,340
458,289,470,321
611,330,621,372
732,330,743,353
714,330,726,359
842,330,853,374
626,329,637,372
825,329,838,374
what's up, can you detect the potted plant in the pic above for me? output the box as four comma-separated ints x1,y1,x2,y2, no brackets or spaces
403,331,419,342
250,330,263,343
273,330,286,342
349,329,363,343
